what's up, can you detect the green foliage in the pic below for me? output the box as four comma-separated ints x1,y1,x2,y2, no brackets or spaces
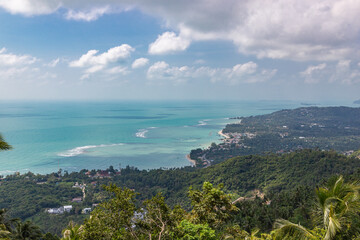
61,221,82,240
2,149,360,236
81,184,138,240
0,179,82,220
138,193,180,239
0,134,11,151
188,182,238,228
313,176,360,239
174,220,216,240
193,106,360,164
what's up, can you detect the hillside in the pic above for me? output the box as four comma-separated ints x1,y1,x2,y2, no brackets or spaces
1,149,360,235
191,106,360,164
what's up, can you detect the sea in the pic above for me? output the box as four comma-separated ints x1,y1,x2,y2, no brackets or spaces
0,100,354,175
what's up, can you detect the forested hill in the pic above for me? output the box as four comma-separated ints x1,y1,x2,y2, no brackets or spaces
1,149,360,235
225,106,360,137
191,106,360,165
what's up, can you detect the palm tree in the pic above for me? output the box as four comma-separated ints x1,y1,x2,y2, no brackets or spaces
272,176,360,240
313,175,360,240
0,134,11,151
0,223,11,240
61,221,83,240
12,220,42,240
271,219,322,240
0,209,13,233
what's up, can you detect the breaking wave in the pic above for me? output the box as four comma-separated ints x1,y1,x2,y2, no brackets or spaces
135,127,157,138
58,143,124,157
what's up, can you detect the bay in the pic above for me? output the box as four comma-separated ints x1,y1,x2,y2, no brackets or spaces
0,100,325,175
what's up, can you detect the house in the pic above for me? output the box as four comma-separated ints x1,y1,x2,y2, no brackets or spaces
63,205,73,213
95,170,111,178
47,208,63,214
82,208,92,214
72,197,82,203
47,205,73,214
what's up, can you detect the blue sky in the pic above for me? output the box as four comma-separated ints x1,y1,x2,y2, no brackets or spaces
0,0,359,102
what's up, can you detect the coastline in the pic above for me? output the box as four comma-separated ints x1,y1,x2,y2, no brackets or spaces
218,129,230,139
186,154,197,167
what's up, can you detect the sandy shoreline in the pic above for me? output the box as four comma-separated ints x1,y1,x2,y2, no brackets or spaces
218,129,230,139
186,154,197,167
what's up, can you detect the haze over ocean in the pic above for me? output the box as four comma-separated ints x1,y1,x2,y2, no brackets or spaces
0,100,353,175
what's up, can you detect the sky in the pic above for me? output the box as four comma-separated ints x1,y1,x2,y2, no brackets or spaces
0,0,360,102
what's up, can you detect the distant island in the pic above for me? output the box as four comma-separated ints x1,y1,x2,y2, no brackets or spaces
190,106,360,166
354,99,360,104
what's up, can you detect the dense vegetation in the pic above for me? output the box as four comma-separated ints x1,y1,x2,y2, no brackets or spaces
191,106,360,164
1,149,360,237
0,134,11,151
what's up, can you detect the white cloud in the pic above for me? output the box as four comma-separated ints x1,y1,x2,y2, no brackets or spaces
0,48,37,66
2,1,360,61
107,66,128,74
70,45,133,68
147,61,191,83
0,0,60,15
147,61,276,84
301,63,327,83
301,60,360,84
132,58,149,69
331,60,360,84
69,44,134,78
65,6,111,21
46,58,60,67
201,62,277,84
0,48,44,83
148,32,190,55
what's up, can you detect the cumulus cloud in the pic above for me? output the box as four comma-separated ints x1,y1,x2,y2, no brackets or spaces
199,62,277,84
2,1,360,61
147,61,191,84
132,58,149,69
65,6,111,21
301,60,360,84
0,0,60,15
147,61,276,84
69,44,134,78
148,32,190,55
45,58,60,67
107,66,129,74
70,45,133,67
331,60,360,84
0,48,37,66
0,48,57,84
301,63,327,83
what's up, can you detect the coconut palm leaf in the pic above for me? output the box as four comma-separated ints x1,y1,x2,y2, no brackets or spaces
273,219,317,240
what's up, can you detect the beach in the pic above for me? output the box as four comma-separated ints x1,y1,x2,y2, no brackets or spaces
186,154,197,167
218,129,230,139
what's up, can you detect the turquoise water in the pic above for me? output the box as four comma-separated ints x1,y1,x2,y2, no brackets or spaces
0,100,319,175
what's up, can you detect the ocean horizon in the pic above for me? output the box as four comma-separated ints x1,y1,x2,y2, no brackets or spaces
0,100,355,175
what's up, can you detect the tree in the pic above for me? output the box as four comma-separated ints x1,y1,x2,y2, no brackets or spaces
0,134,11,151
61,221,82,240
173,220,216,240
313,175,360,239
271,219,323,240
188,182,238,228
81,184,138,240
0,223,11,240
137,193,178,240
12,220,42,240
271,175,360,240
